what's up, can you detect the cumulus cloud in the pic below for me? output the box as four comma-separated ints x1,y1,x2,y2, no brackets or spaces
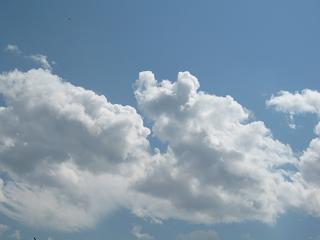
0,69,150,174
266,90,320,185
0,69,319,231
266,90,320,133
176,230,219,240
132,71,298,224
267,89,320,216
131,225,154,240
0,173,130,231
0,69,150,231
267,89,320,116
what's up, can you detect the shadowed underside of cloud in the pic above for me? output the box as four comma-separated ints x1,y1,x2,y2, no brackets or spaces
0,69,319,231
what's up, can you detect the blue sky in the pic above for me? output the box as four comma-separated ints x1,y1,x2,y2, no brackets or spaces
1,1,320,240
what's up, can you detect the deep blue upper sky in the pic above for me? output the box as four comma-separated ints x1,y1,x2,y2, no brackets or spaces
1,1,320,239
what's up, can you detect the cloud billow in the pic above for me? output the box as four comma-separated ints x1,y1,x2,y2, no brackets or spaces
0,69,319,231
132,71,298,224
0,69,150,231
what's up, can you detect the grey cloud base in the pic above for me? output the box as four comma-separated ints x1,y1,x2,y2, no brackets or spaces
0,69,319,231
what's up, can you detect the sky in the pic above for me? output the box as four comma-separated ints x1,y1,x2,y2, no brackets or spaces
1,0,320,239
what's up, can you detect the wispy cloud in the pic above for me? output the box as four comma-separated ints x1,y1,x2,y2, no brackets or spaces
29,54,52,71
4,44,53,71
4,44,22,55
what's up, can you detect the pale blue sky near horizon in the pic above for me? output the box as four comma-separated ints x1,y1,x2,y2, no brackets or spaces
1,1,320,239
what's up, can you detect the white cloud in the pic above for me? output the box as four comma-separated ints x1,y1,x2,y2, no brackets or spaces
132,71,298,224
131,225,154,240
0,69,151,231
177,230,219,240
267,89,320,217
0,69,320,232
4,44,21,54
0,69,150,174
0,174,128,231
300,138,320,186
266,90,320,184
29,54,52,71
267,89,320,116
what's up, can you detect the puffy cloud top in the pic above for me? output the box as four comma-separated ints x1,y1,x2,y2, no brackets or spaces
0,69,150,174
133,71,298,224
